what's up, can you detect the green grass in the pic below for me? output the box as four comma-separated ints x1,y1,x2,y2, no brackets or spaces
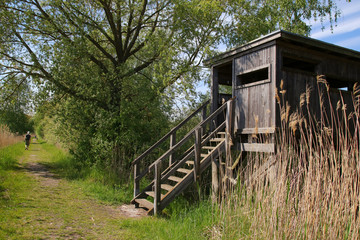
39,142,133,204
0,142,24,170
0,141,219,239
121,201,216,240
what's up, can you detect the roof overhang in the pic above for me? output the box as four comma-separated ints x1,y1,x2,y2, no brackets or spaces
203,30,360,67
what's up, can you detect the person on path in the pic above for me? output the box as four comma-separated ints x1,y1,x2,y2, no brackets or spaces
25,131,31,150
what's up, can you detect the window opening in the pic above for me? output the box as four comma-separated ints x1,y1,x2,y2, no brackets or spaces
236,66,269,87
283,56,317,73
326,76,353,91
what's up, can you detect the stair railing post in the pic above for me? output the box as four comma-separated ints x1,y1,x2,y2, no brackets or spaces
134,163,140,201
194,127,201,181
154,161,162,215
201,103,208,136
225,99,235,185
169,131,176,166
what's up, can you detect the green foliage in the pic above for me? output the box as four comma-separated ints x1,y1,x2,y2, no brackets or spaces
0,0,345,182
224,0,342,47
0,110,33,134
0,75,33,134
121,200,215,239
0,143,23,170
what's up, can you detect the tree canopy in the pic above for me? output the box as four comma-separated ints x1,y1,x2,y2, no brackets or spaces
0,0,346,178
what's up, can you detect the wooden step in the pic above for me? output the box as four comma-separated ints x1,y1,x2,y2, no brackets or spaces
186,160,194,166
202,146,215,150
210,138,224,142
239,143,275,153
177,168,191,174
134,198,153,210
161,184,173,191
217,132,226,136
201,153,210,158
168,176,183,183
145,191,164,199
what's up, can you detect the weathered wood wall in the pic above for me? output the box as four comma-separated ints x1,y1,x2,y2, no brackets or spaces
277,42,360,128
233,45,276,131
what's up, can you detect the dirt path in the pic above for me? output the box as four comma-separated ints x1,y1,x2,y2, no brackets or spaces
3,140,147,239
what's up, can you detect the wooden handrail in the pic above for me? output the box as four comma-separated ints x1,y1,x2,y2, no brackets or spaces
133,97,236,201
132,99,210,165
140,97,234,173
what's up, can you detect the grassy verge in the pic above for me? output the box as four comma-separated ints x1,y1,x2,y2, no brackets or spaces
121,201,215,239
41,143,218,239
0,125,23,148
39,142,133,204
0,141,219,239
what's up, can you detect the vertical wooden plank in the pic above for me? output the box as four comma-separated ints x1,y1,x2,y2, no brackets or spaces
211,159,219,203
225,100,234,180
154,161,161,215
169,131,176,166
211,67,219,131
194,128,201,181
134,163,140,200
201,103,208,136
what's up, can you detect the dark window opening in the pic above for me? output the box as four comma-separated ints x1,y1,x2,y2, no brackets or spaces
237,67,269,86
326,77,353,91
283,56,317,73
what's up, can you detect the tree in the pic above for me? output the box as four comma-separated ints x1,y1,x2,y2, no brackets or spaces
0,0,344,178
224,0,343,47
0,74,33,133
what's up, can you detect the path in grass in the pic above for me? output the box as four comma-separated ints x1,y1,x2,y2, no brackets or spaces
0,140,146,239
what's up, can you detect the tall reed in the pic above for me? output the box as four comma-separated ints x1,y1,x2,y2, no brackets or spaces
0,125,23,148
217,78,360,239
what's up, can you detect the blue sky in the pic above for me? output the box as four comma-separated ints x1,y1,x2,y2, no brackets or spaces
310,0,360,51
195,1,360,96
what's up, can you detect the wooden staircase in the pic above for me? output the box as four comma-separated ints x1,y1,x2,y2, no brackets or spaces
131,98,235,215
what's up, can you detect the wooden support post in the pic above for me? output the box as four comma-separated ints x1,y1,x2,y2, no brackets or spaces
134,163,140,204
154,161,161,215
169,131,176,166
211,158,219,203
225,99,234,184
201,104,208,136
194,128,201,181
210,67,219,131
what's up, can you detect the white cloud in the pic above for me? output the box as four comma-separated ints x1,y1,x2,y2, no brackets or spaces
336,35,360,49
339,0,360,17
309,1,360,39
311,14,360,39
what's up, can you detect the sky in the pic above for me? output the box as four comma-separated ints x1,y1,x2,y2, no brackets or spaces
310,0,360,52
196,1,360,95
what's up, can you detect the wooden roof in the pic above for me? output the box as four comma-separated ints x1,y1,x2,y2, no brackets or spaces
204,30,360,67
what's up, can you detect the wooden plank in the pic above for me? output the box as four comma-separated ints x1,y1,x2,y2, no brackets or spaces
157,140,226,214
202,146,216,150
239,143,275,153
168,176,183,182
177,168,192,174
145,191,164,199
134,198,153,210
169,132,176,166
154,162,161,215
161,184,173,191
186,161,194,166
237,127,276,134
210,138,225,142
194,128,201,181
201,153,210,158
133,163,140,199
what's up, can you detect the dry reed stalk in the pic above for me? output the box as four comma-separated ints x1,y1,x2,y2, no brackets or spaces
217,79,360,239
0,125,23,148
